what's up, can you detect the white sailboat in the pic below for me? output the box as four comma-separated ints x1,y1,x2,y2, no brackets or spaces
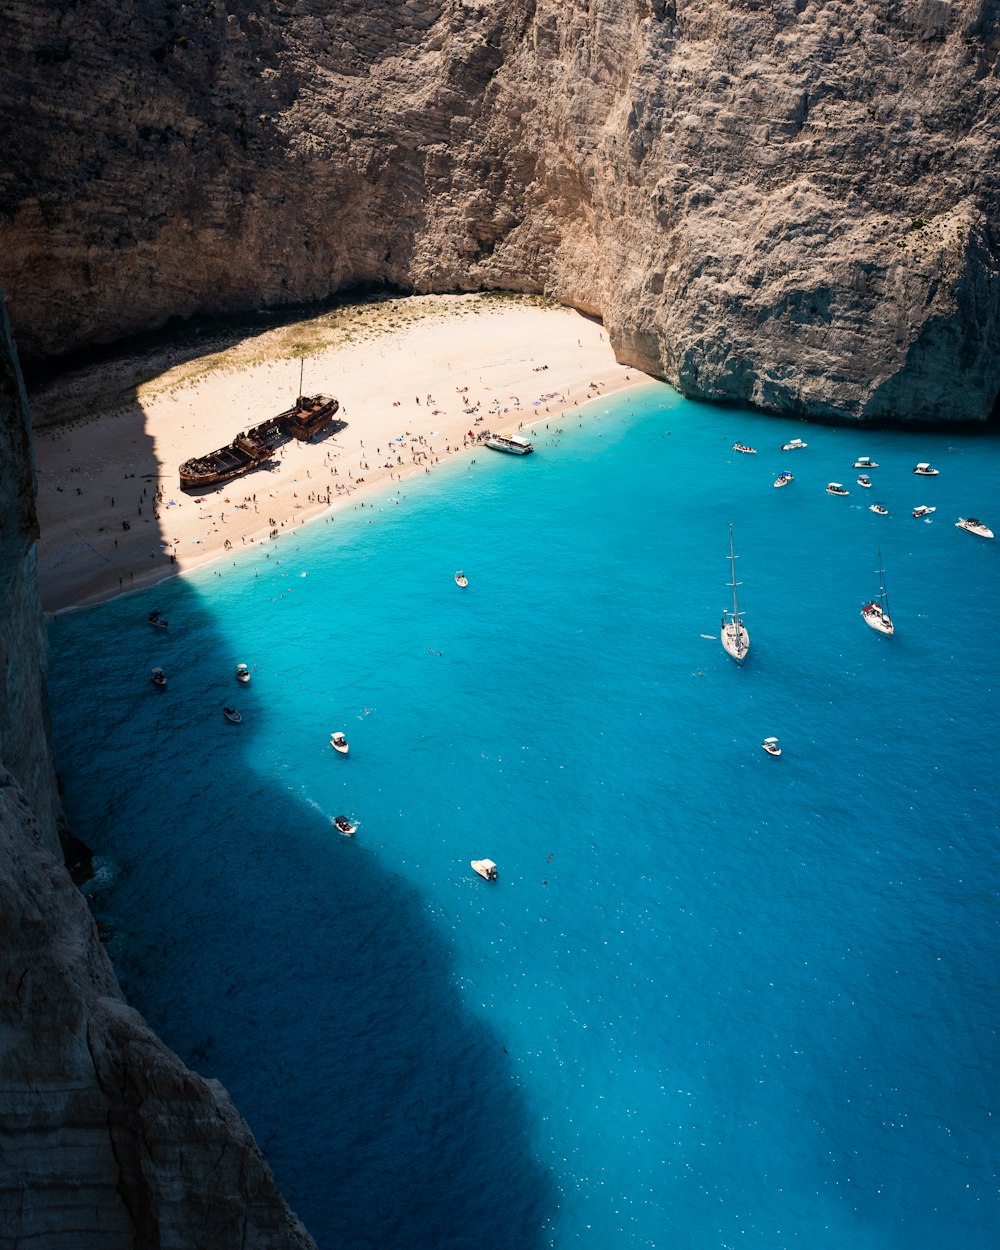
721,523,749,664
861,549,894,636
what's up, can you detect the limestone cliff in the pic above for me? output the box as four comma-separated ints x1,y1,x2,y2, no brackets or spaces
0,303,316,1249
1,0,999,421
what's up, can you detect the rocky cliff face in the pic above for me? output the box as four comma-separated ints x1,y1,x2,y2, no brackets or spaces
0,304,316,1249
1,0,998,422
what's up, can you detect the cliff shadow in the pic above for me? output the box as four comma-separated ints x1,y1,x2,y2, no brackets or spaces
36,345,556,1249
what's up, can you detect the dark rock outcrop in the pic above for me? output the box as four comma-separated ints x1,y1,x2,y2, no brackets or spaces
1,0,998,421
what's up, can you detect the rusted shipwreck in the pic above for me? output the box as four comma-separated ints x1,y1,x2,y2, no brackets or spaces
179,394,340,490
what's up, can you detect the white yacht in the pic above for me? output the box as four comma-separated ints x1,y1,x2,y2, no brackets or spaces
861,549,894,636
721,523,749,664
781,438,807,451
826,482,849,496
912,505,936,518
956,517,995,539
773,471,794,488
235,662,251,684
870,502,889,515
334,815,357,836
761,737,781,757
486,433,533,455
853,456,878,469
330,731,349,754
913,462,939,476
857,475,872,489
455,570,469,587
732,443,757,454
471,859,498,881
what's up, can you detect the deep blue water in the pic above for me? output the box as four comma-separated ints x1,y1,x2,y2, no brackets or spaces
48,385,1000,1249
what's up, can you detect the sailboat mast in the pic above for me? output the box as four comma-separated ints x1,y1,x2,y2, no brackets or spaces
877,548,890,617
729,522,740,628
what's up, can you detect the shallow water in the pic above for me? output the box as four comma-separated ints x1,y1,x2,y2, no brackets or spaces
49,385,1000,1249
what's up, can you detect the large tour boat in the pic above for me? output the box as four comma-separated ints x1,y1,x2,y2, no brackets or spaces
485,433,534,455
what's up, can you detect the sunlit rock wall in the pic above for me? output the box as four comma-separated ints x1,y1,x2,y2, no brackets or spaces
2,1,998,421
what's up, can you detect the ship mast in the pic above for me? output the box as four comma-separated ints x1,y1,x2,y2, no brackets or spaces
298,357,305,401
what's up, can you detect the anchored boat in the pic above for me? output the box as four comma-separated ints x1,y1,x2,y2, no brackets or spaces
861,549,894,636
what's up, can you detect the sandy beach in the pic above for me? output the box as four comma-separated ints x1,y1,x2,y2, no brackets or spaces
30,294,643,613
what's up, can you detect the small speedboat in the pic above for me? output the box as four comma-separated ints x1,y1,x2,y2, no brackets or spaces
912,505,936,518
471,859,498,881
150,667,167,689
333,815,356,836
781,438,807,451
853,456,878,469
857,475,872,489
455,570,469,587
870,502,889,515
761,737,781,757
148,611,169,629
223,705,242,723
913,462,939,476
826,482,849,496
773,471,794,488
330,731,349,754
732,443,757,454
235,662,251,684
956,517,995,539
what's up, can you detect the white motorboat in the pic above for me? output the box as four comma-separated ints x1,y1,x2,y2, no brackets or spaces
913,462,939,476
732,443,757,454
334,815,357,836
471,859,498,881
861,549,894,636
826,482,849,496
956,517,995,539
148,611,169,629
223,705,242,723
761,737,781,757
857,475,872,489
912,505,936,518
853,456,878,469
330,731,349,754
721,522,749,664
773,471,794,488
781,438,807,451
235,662,251,684
870,502,889,515
151,667,167,689
485,433,533,455
455,570,469,587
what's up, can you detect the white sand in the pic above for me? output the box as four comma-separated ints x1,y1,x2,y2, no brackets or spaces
31,295,643,613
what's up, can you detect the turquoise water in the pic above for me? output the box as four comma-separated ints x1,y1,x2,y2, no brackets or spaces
48,385,1000,1249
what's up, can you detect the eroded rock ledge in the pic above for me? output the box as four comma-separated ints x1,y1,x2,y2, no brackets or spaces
1,0,998,422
